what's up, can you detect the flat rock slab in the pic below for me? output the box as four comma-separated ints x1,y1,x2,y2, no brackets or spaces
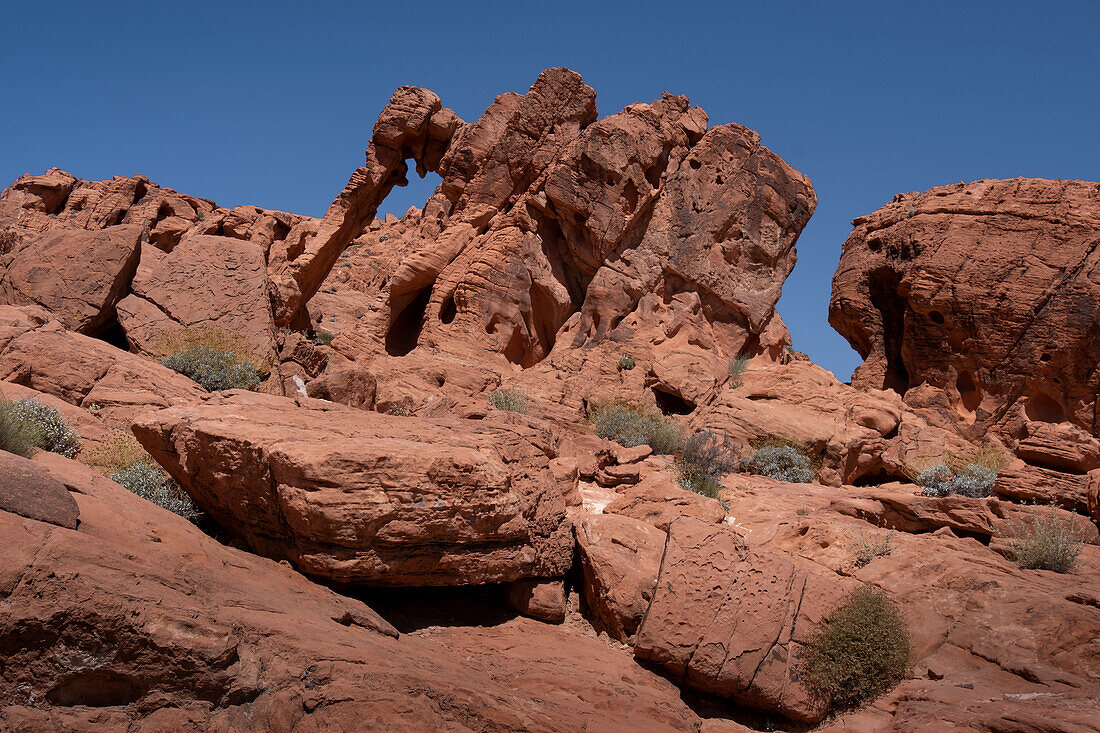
0,451,78,529
133,390,573,586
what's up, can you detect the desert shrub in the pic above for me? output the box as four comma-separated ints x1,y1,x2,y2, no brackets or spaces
917,463,996,498
851,531,893,567
945,444,1009,475
111,460,202,522
9,399,81,457
802,586,912,711
378,233,390,242
488,389,528,414
162,346,263,392
678,430,739,498
1007,507,1087,573
312,329,335,346
727,355,748,387
86,430,149,476
588,402,681,454
744,444,814,483
617,355,636,371
0,400,42,457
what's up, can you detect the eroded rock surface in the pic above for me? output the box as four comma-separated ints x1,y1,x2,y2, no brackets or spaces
830,178,1100,456
132,391,574,586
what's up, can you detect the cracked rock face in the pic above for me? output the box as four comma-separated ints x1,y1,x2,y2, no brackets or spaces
829,178,1100,454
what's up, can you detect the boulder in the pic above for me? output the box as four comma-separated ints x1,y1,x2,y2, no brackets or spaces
634,516,851,723
575,513,665,642
0,451,79,529
830,178,1100,449
0,225,141,335
132,391,573,586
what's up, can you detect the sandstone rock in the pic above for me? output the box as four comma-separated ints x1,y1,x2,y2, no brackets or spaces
0,451,79,528
505,578,566,623
721,473,1100,731
604,472,727,531
830,178,1100,449
132,391,573,586
0,449,697,731
994,460,1092,514
830,485,1099,546
118,234,277,356
634,516,850,723
0,225,141,334
575,513,665,642
0,319,205,426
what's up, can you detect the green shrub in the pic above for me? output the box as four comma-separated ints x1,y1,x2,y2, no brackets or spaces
112,460,203,522
802,586,912,711
744,444,814,483
588,402,681,455
617,355,636,371
312,329,335,346
10,399,81,457
678,430,738,498
1007,507,1087,573
727,355,748,387
378,233,390,242
162,346,263,392
0,399,81,458
0,400,43,457
488,389,528,414
917,463,996,498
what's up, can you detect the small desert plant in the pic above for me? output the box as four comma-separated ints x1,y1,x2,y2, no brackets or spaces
727,355,749,387
851,531,893,567
9,399,81,457
153,327,267,392
588,402,681,454
917,463,996,498
312,329,335,346
378,233,390,242
111,460,202,523
744,443,815,483
796,506,810,516
617,355,636,371
1006,507,1087,573
677,430,739,498
86,430,149,476
488,389,529,414
0,400,43,457
802,586,912,711
944,444,1009,475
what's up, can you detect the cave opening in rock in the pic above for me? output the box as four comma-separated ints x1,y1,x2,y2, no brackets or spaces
868,269,910,395
385,284,434,357
652,387,695,415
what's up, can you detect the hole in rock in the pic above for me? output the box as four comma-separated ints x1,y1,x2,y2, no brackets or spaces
929,310,945,325
47,670,147,707
1024,392,1066,423
868,268,910,395
95,319,131,350
956,370,982,414
385,284,433,357
131,180,148,205
1039,352,1052,363
689,158,701,170
351,585,518,634
439,292,457,324
652,387,695,415
378,167,444,219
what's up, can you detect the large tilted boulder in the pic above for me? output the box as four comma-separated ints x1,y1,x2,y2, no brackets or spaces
0,450,699,732
132,390,574,586
830,178,1100,457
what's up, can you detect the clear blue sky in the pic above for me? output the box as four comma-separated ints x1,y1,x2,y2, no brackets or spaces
4,1,1098,380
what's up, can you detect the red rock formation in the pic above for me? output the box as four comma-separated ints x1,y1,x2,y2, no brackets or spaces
0,452,700,731
830,178,1100,458
132,391,575,586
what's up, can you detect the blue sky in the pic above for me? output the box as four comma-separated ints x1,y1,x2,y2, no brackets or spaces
3,1,1097,379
